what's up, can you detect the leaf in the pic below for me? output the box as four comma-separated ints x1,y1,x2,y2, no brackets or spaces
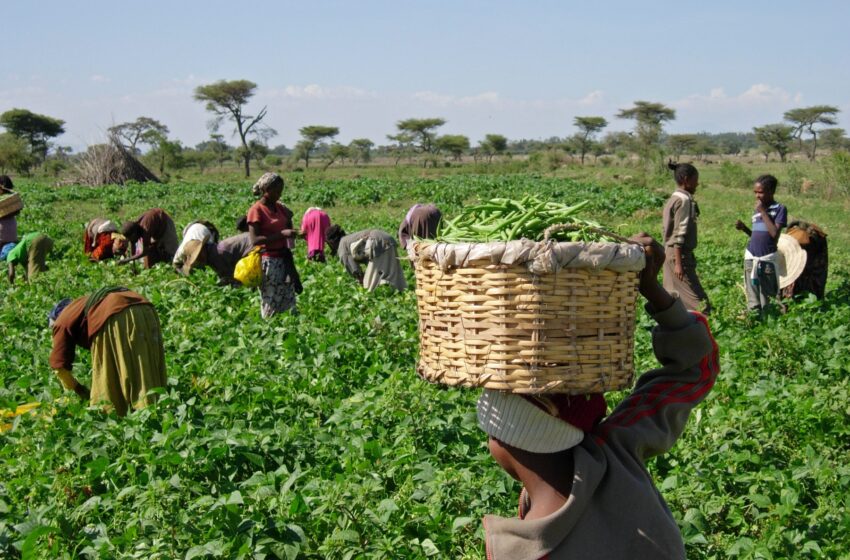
451,516,474,532
420,538,439,556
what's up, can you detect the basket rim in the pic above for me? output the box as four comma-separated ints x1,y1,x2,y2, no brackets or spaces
409,238,646,273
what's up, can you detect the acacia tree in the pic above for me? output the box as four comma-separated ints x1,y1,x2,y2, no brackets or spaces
348,138,374,164
323,143,350,170
0,133,37,174
573,117,608,164
667,134,699,159
616,101,675,165
479,133,508,163
386,132,415,166
395,118,445,159
783,105,841,161
294,126,339,168
108,117,169,153
193,80,275,177
753,124,795,162
0,108,65,162
819,128,848,153
435,134,470,161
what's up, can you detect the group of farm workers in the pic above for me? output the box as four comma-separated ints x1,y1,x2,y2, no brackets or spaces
3,167,829,558
7,172,440,418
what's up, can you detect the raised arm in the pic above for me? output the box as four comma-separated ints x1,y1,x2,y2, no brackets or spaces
594,233,719,462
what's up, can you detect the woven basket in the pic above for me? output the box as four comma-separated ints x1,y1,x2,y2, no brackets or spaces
0,192,22,219
410,226,644,394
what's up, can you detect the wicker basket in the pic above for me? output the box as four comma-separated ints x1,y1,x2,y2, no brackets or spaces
0,192,23,219
410,226,645,394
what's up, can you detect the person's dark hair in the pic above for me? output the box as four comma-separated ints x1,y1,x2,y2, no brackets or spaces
755,174,778,193
121,221,144,241
236,216,249,232
667,161,698,185
0,175,14,190
325,224,347,257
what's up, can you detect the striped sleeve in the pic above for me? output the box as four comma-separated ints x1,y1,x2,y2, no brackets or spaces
594,300,719,462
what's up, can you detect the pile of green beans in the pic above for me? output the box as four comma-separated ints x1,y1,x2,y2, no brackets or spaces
436,196,615,242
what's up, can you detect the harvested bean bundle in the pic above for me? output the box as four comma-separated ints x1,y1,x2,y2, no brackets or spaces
437,195,615,242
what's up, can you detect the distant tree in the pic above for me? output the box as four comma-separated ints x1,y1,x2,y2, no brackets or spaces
323,142,351,170
183,148,216,173
108,117,169,153
193,80,275,177
294,125,339,168
348,138,374,164
753,124,795,162
602,131,633,159
247,140,270,165
616,101,675,164
144,132,184,175
667,134,699,159
479,133,508,162
194,134,231,168
0,132,37,174
0,108,65,162
395,118,446,156
819,128,848,153
435,134,470,161
783,105,841,160
573,117,608,164
386,132,415,165
269,144,291,156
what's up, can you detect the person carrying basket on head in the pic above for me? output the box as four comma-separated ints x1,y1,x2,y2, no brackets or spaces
478,234,719,559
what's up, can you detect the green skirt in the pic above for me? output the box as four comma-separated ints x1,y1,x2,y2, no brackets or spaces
90,304,167,416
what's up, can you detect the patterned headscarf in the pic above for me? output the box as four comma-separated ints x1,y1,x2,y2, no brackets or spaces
251,173,283,197
48,298,73,328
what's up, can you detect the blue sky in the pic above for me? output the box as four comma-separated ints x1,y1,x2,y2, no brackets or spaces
4,0,849,150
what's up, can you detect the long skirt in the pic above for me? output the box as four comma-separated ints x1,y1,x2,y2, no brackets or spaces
662,248,711,314
90,304,167,416
260,256,297,318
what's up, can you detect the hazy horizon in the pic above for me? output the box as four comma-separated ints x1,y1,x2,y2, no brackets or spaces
5,0,849,151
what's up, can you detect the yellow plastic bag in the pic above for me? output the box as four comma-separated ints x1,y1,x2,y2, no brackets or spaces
234,247,262,288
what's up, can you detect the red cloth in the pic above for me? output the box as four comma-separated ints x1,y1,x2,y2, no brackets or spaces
90,233,114,261
247,200,293,254
524,394,607,433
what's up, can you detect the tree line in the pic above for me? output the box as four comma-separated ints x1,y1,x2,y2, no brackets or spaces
1,78,847,176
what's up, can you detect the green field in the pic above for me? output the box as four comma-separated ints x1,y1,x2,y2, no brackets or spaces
2,169,849,559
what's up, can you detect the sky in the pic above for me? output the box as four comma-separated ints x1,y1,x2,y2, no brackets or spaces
4,0,850,151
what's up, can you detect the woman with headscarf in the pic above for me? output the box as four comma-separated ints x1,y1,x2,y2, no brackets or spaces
119,208,179,269
3,231,54,284
172,220,220,271
48,287,167,416
84,218,127,262
398,203,442,251
178,232,255,286
300,207,331,262
246,173,301,317
326,225,407,292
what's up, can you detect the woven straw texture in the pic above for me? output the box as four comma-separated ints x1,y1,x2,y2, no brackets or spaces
413,252,640,394
0,192,22,219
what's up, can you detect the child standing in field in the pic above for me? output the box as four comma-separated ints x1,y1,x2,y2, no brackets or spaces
661,162,711,314
735,174,787,315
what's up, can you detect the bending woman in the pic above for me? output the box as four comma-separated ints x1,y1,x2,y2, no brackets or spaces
49,287,167,416
120,208,179,269
326,226,407,292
